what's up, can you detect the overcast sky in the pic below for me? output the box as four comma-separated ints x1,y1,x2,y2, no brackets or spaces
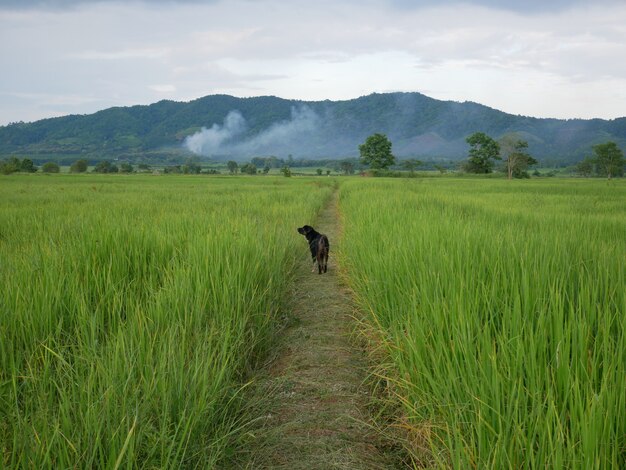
1,0,625,125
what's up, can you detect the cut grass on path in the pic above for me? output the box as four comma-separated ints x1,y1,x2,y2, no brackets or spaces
231,191,397,469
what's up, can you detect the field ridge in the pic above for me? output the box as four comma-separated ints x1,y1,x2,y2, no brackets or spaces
231,190,396,469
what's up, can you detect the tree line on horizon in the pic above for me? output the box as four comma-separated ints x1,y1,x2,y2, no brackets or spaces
1,133,624,178
356,132,625,179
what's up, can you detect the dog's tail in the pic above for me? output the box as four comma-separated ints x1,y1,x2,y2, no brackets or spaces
317,235,329,274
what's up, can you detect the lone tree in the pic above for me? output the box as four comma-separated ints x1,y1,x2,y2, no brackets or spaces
500,137,537,179
464,132,500,173
359,133,395,169
593,141,624,179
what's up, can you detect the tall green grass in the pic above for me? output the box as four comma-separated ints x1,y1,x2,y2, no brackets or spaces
339,178,625,468
0,174,334,468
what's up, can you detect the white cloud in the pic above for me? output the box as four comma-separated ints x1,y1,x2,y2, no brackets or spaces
70,48,170,61
149,84,177,93
1,0,626,124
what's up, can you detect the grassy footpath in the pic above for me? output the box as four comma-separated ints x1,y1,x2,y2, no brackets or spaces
231,190,396,469
339,178,625,468
0,175,334,468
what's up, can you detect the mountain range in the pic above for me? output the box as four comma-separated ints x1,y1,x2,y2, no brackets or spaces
1,92,624,164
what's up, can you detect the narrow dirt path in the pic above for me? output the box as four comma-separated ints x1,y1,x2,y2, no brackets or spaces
233,190,396,469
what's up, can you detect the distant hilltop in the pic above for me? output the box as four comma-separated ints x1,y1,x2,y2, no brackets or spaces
1,92,624,164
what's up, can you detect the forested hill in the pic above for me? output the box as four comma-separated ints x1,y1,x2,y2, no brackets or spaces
1,92,625,164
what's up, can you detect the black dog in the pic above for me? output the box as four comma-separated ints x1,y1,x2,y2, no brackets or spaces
297,225,329,274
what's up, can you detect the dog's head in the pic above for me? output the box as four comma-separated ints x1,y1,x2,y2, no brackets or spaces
297,225,314,236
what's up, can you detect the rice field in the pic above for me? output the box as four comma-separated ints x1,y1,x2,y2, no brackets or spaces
0,174,334,468
338,178,626,468
2,174,624,469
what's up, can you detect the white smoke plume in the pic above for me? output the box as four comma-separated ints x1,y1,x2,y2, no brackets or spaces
184,106,320,158
184,110,246,155
238,106,319,152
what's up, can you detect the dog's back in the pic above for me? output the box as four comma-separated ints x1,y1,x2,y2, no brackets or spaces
316,235,329,274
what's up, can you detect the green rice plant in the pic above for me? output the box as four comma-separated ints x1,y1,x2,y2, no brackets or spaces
0,174,334,468
339,178,625,468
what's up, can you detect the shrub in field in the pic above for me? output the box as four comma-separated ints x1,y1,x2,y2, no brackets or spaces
401,158,423,175
0,157,20,174
339,178,626,468
182,160,201,174
573,157,594,177
227,160,239,174
41,161,61,173
240,163,257,175
340,161,355,175
0,176,334,468
19,158,38,173
118,162,134,173
70,159,88,173
0,157,38,174
93,160,118,173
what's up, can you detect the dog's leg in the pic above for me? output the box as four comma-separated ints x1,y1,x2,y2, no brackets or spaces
311,258,317,273
317,251,325,274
